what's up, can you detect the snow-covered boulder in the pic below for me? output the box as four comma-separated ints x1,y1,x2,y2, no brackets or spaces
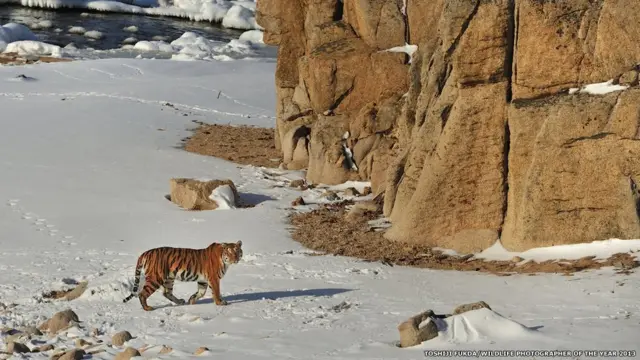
0,23,38,52
169,178,238,210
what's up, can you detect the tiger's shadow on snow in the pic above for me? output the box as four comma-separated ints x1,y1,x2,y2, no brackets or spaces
195,288,354,305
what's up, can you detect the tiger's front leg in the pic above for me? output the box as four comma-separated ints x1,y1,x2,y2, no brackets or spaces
208,279,227,306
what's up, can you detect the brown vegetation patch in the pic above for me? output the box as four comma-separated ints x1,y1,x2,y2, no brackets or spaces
0,52,72,66
288,202,640,275
183,123,281,168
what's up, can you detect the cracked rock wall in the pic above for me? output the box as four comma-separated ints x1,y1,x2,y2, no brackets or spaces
258,0,640,253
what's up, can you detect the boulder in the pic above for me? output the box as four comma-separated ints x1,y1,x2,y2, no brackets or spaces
56,349,85,360
397,310,439,348
169,178,239,211
38,309,80,335
452,301,491,315
114,347,140,360
111,330,133,346
7,341,30,353
194,346,210,355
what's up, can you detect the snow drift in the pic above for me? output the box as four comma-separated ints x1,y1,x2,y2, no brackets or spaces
0,23,38,52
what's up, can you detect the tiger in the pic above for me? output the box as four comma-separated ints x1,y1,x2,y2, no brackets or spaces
122,240,243,311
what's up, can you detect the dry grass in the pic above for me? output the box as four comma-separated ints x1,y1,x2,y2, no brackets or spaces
0,52,72,65
183,123,281,168
288,202,640,275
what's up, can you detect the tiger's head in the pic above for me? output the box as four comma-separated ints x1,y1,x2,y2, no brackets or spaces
221,240,243,265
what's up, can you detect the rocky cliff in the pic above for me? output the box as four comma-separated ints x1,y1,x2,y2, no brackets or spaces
257,0,640,253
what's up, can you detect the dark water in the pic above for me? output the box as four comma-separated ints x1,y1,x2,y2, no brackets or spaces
0,6,244,50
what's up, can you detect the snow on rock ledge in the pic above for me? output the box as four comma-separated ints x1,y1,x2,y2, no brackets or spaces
169,178,239,210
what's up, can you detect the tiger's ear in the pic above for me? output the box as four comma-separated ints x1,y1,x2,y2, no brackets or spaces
236,240,242,247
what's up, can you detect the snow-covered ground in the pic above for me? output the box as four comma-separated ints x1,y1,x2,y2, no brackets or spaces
0,0,259,30
0,28,639,360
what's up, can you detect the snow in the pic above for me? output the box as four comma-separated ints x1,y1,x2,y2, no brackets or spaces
384,43,418,64
68,26,86,34
123,25,138,32
424,308,547,348
28,19,53,29
1,0,261,31
0,22,37,52
84,30,104,39
4,40,63,57
209,184,237,210
569,79,629,95
0,30,639,359
126,30,273,61
475,239,640,262
385,43,418,57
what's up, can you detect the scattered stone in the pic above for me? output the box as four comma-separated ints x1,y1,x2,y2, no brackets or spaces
38,309,80,335
114,347,141,360
511,256,524,263
57,349,85,360
289,179,306,189
75,339,91,348
362,186,372,196
34,344,55,352
194,346,210,355
159,345,173,354
169,178,239,210
3,330,29,344
63,281,88,301
7,341,30,353
397,310,439,348
343,187,361,197
452,301,491,315
322,190,339,201
111,330,133,346
19,326,42,336
291,197,306,206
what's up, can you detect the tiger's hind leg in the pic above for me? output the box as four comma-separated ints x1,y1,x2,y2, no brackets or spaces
139,278,161,311
188,281,208,305
162,279,186,305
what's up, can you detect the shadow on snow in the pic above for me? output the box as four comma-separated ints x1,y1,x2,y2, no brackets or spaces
197,288,354,304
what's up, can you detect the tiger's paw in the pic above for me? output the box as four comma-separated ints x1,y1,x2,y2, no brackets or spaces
215,299,228,306
176,299,187,305
142,305,154,311
188,297,197,305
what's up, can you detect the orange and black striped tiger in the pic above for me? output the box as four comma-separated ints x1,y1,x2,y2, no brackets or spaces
122,241,243,311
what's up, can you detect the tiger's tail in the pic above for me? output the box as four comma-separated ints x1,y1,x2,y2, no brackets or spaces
123,256,144,303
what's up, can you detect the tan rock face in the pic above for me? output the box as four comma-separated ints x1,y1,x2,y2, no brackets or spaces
384,0,510,253
513,0,640,100
344,0,405,50
257,0,409,181
261,0,640,252
169,178,239,211
501,91,640,250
